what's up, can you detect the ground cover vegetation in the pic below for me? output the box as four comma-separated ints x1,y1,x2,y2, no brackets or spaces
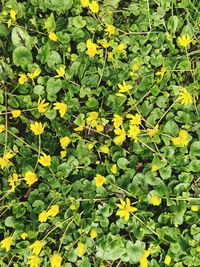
0,0,200,266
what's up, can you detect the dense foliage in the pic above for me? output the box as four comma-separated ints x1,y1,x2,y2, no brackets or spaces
0,0,200,266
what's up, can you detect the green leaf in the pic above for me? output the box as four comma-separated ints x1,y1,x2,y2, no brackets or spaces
159,165,172,180
190,141,200,157
164,120,179,136
44,13,56,32
117,158,129,169
47,78,62,97
32,200,45,213
13,46,33,70
189,160,200,172
73,16,86,28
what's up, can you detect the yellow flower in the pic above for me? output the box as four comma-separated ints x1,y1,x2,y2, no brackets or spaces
116,43,126,53
147,125,159,138
94,174,106,187
96,124,104,132
21,232,28,240
53,102,68,117
24,171,38,186
87,112,99,127
0,151,15,170
114,127,126,146
108,52,113,59
60,136,71,149
164,255,171,265
29,240,43,256
77,242,85,257
196,246,200,252
8,173,20,192
99,39,110,48
86,39,98,58
116,198,137,221
47,205,59,217
126,113,141,125
28,255,40,267
18,73,28,84
117,81,132,94
111,164,118,174
74,124,85,131
89,1,99,13
10,9,17,22
90,229,97,239
38,210,48,223
27,69,41,79
178,88,192,105
30,122,45,135
105,24,116,36
55,66,65,78
140,250,150,267
151,164,158,172
50,253,62,267
87,143,94,150
112,114,123,128
150,195,161,206
171,130,189,146
7,19,12,28
0,236,12,252
60,150,67,158
0,124,5,133
37,98,49,113
156,66,166,79
11,109,21,118
49,32,58,42
38,153,51,167
81,0,89,7
177,34,192,47
191,205,198,212
99,145,109,154
128,125,140,142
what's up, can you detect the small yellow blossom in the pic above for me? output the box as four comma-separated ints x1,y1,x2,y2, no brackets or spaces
171,130,189,146
164,255,171,265
191,205,198,212
0,151,15,170
7,19,12,28
50,253,62,267
87,112,99,127
89,1,99,13
87,143,94,150
114,127,126,146
99,39,110,48
86,39,98,58
116,43,126,53
116,198,137,221
178,88,192,105
60,136,71,149
150,195,161,206
55,66,65,78
21,232,28,240
156,66,166,79
0,124,5,133
105,24,116,36
151,164,158,172
37,98,49,113
53,102,68,117
28,255,40,267
38,153,51,167
18,73,28,84
10,9,17,22
177,34,192,47
128,125,140,142
74,124,85,131
117,81,132,95
49,32,58,42
47,205,59,217
77,242,85,257
126,113,141,125
112,114,123,128
30,122,45,135
196,246,200,252
29,240,43,256
90,229,97,239
99,145,109,154
81,0,89,7
111,164,118,174
96,124,104,132
147,125,159,138
107,52,113,59
0,236,12,252
11,109,21,118
24,171,38,186
38,210,48,223
27,69,41,79
60,150,67,158
8,173,20,192
94,174,106,187
140,250,150,267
